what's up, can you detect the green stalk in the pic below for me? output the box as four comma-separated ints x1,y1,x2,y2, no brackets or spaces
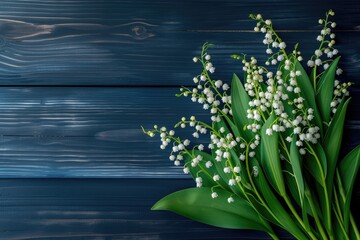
244,146,308,239
333,187,344,223
350,214,360,239
305,187,328,240
243,146,284,228
226,149,279,240
244,145,277,220
333,207,350,240
278,136,317,240
313,66,317,90
234,176,279,240
268,232,279,240
335,171,359,237
306,142,333,238
283,195,317,240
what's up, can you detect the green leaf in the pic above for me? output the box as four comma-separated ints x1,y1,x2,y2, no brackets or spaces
152,187,272,232
305,143,327,185
225,116,241,139
304,183,323,225
316,57,340,123
289,135,305,206
245,192,279,225
338,145,360,230
231,73,254,141
294,60,323,136
284,163,314,218
305,143,329,230
324,98,350,189
183,150,218,188
323,97,351,231
250,158,308,239
260,112,286,196
310,67,316,88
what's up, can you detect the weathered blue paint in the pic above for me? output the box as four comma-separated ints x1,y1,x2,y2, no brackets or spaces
0,0,357,239
0,178,296,239
0,1,358,85
0,87,357,178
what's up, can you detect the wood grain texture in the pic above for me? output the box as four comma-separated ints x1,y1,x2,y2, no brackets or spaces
0,87,357,178
0,87,207,177
0,0,358,85
0,178,295,240
0,1,358,239
0,0,358,31
0,31,358,86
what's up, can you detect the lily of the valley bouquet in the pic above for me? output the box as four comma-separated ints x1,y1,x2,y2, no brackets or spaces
143,10,359,239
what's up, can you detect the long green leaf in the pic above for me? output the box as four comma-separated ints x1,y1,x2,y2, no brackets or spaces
260,112,286,196
316,57,340,123
250,158,308,239
284,163,315,218
323,97,351,232
225,116,241,138
324,98,350,190
305,143,327,185
295,60,323,136
310,67,316,88
289,135,305,206
231,73,253,141
306,142,332,232
338,145,360,230
245,192,279,225
152,187,272,232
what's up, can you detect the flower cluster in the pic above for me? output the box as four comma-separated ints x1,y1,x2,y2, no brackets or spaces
178,43,232,121
307,10,339,69
233,54,322,154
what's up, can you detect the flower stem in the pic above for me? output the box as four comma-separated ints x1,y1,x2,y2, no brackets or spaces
283,195,318,240
305,187,329,240
306,142,332,238
244,145,308,240
225,149,278,240
333,186,344,223
313,66,317,91
350,213,360,239
268,232,280,240
244,146,281,224
333,207,350,240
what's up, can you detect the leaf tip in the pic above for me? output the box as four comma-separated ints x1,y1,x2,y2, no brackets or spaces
151,202,162,211
232,73,239,81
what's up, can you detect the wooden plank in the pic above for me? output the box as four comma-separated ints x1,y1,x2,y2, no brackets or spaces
0,0,358,31
0,178,296,239
0,87,207,177
0,127,357,178
0,87,357,177
0,31,358,86
0,87,210,136
0,87,357,136
0,0,357,85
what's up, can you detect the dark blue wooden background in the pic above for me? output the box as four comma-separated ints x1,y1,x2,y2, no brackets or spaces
0,0,358,239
